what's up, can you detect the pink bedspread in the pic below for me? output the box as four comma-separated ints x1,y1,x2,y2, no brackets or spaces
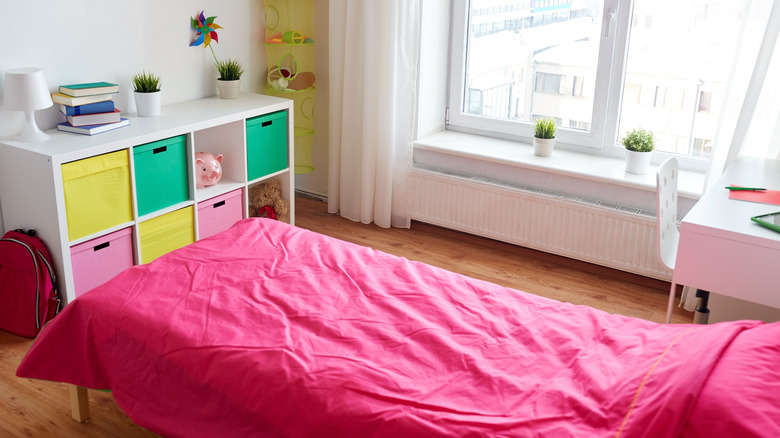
17,219,780,437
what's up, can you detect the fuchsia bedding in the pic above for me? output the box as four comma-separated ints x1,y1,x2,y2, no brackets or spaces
17,219,780,437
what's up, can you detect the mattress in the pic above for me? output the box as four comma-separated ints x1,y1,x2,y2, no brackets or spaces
17,218,780,437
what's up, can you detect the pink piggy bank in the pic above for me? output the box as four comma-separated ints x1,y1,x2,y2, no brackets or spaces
195,152,223,188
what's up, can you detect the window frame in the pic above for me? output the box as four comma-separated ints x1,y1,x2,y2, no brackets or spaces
445,0,708,174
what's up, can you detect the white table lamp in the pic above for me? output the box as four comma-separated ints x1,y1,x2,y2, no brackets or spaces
4,67,53,142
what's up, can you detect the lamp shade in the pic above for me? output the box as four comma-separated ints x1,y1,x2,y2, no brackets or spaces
4,67,53,111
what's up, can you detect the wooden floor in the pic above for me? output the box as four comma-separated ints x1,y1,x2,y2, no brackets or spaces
0,195,688,437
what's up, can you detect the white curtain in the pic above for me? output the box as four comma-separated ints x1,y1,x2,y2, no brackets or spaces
683,0,780,311
328,1,421,228
704,0,780,188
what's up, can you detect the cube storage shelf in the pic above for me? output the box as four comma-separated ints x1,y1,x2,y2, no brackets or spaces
0,93,295,305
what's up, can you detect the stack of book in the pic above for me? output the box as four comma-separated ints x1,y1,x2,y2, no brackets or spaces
53,82,130,135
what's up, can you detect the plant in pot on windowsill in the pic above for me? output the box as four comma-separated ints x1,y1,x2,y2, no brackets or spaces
622,127,655,175
533,117,557,157
131,71,161,117
216,58,245,99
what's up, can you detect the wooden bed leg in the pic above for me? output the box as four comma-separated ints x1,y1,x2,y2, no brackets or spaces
68,384,90,423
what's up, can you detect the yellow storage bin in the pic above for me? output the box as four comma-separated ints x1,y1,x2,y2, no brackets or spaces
138,206,195,264
62,150,133,241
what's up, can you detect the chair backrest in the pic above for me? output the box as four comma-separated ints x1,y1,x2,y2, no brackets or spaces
656,157,680,270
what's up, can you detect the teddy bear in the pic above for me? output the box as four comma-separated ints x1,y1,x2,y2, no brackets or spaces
248,179,290,223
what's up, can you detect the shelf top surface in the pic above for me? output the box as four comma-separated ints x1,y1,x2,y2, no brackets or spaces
0,93,293,163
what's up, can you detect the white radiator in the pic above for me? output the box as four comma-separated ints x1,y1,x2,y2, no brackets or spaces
409,166,672,280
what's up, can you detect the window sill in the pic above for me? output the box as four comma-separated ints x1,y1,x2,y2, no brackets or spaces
412,130,705,215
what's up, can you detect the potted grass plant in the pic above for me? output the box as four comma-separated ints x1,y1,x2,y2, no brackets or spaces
131,71,161,117
216,58,245,99
190,11,246,99
533,117,557,157
622,127,655,174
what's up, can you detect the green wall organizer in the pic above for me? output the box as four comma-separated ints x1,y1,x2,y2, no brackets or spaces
263,0,316,174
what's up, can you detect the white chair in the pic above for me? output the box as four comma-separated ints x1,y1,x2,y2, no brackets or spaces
656,158,682,324
656,157,710,324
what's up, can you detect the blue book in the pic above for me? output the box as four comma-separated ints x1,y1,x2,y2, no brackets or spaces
57,118,130,136
59,100,116,116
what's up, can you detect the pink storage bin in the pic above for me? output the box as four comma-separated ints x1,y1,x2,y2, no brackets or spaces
198,189,244,240
70,227,134,297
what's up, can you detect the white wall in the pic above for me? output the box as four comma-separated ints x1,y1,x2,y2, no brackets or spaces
1,0,264,138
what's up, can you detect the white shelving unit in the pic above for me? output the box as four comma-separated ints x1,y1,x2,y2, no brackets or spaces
0,92,295,306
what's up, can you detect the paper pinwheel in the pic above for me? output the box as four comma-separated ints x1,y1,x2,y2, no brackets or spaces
191,11,223,65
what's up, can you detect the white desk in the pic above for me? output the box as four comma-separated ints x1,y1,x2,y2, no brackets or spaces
675,156,780,310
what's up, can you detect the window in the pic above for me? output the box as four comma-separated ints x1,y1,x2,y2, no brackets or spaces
448,0,750,161
468,83,513,118
698,91,712,113
569,120,591,131
535,73,563,94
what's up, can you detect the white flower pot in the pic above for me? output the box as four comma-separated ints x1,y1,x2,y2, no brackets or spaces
217,79,240,99
533,137,556,157
134,91,161,117
625,150,652,175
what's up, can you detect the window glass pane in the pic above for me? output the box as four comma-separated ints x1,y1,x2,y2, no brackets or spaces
618,0,748,158
463,0,604,128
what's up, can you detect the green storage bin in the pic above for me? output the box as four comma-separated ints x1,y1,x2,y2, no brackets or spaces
246,111,288,180
133,135,189,216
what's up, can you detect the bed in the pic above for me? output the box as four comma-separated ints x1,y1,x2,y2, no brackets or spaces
16,218,780,437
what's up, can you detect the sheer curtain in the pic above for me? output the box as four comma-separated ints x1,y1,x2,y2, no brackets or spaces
705,0,780,188
683,0,780,311
327,1,421,228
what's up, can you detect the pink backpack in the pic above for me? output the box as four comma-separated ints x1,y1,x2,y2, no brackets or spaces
0,229,60,337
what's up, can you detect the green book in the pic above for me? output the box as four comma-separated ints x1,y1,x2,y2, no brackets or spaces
59,82,119,97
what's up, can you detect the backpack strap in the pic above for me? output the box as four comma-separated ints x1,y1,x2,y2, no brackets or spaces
35,247,60,316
